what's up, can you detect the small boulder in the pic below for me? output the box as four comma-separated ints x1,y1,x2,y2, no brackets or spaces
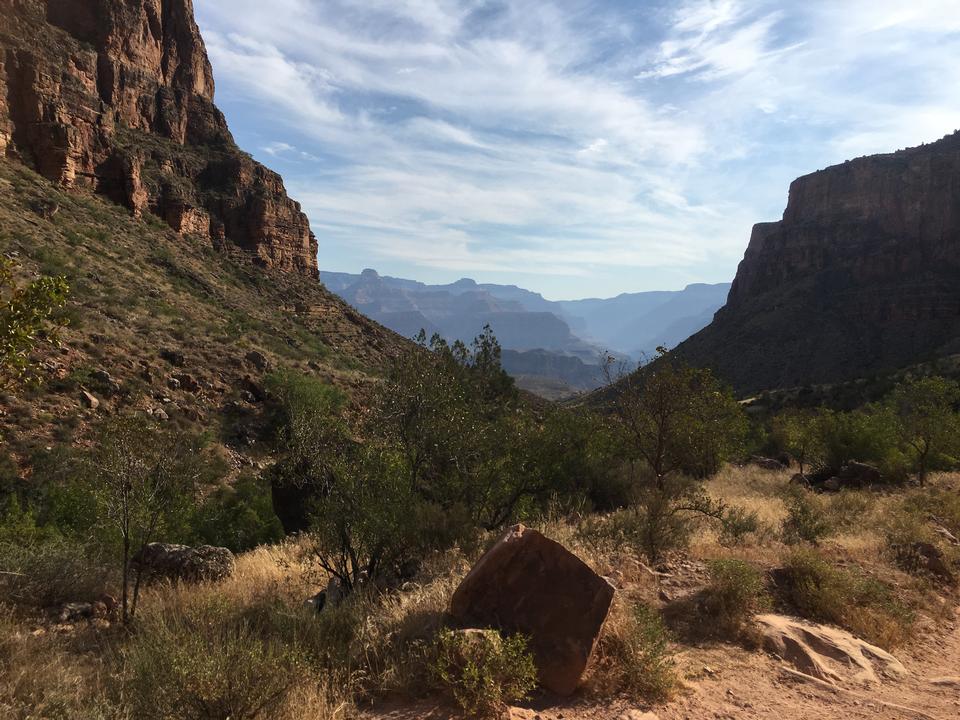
837,461,881,487
160,348,186,366
449,524,614,696
80,390,99,410
822,477,842,492
789,473,810,487
245,350,270,371
751,456,786,471
172,372,201,393
132,543,235,583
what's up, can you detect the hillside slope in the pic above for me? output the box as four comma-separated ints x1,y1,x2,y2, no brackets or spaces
676,131,960,394
0,159,406,469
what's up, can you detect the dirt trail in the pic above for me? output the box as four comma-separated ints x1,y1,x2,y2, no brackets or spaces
364,608,960,720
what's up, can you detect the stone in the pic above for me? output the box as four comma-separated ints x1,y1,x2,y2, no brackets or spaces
172,372,201,392
80,390,99,410
837,461,882,487
160,348,186,367
59,602,94,622
756,614,906,685
0,0,318,278
449,524,615,696
131,542,235,583
790,473,810,486
166,377,181,390
751,456,786,471
245,350,270,371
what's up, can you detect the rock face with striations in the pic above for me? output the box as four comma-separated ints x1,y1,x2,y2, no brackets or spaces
675,131,960,393
0,0,318,277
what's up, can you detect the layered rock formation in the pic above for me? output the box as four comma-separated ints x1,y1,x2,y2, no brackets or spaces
0,0,318,276
677,131,960,393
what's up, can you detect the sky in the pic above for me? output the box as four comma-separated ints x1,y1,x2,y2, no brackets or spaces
194,0,960,300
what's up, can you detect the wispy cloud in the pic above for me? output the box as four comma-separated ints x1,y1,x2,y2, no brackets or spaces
195,0,960,299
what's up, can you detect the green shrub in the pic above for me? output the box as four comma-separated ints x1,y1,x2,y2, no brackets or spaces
433,629,537,719
825,490,876,531
591,603,678,702
719,506,764,546
701,559,770,640
778,548,913,648
189,474,284,553
124,600,307,720
780,487,832,545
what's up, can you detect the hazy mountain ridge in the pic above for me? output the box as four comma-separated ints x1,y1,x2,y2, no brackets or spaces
321,269,731,396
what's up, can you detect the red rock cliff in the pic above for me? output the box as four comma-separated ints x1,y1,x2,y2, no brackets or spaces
0,0,318,277
676,131,960,393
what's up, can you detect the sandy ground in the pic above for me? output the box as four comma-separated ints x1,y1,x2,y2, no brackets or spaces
362,604,960,720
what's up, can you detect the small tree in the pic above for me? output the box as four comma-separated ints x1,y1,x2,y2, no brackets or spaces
87,417,202,623
604,350,746,561
0,258,69,387
891,376,960,485
772,409,824,475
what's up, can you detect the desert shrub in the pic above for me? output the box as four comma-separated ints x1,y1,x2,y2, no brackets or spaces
718,506,764,546
771,409,825,475
189,474,284,553
432,629,537,719
778,548,913,648
589,603,678,702
700,559,770,641
124,600,308,720
903,487,960,537
889,376,960,484
780,487,832,545
0,505,112,609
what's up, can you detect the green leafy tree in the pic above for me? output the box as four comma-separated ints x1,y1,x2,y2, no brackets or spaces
772,409,825,475
604,350,746,561
890,376,960,485
0,258,69,387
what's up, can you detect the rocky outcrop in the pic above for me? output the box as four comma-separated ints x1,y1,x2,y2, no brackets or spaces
449,524,615,696
0,0,318,276
756,614,906,685
676,131,960,393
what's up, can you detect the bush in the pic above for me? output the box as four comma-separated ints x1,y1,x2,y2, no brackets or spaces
719,506,764,546
700,559,770,641
825,490,876,531
189,474,284,553
778,548,913,648
432,629,537,719
780,487,832,545
124,600,308,720
590,603,678,702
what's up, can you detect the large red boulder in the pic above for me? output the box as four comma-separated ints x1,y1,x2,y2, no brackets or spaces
450,524,615,695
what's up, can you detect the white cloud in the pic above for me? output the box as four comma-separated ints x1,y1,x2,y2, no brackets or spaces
194,0,960,297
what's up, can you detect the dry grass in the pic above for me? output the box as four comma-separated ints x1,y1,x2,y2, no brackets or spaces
2,467,958,717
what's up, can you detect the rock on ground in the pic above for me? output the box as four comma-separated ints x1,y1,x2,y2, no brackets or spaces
450,524,614,696
755,613,906,685
132,542,235,583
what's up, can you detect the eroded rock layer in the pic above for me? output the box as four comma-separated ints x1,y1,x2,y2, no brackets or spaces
0,0,318,277
676,131,960,393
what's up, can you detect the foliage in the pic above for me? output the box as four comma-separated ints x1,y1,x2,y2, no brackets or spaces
718,506,764,546
889,376,960,484
602,351,743,562
433,629,537,719
771,409,824,475
0,258,69,387
84,416,207,622
700,559,770,640
124,600,306,720
189,474,284,553
815,405,904,480
780,486,832,545
606,349,746,485
590,603,678,702
779,548,913,648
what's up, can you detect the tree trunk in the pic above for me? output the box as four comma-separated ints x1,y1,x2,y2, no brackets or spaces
121,536,129,624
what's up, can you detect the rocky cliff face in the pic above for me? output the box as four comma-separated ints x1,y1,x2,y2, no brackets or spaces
676,131,960,394
0,0,318,276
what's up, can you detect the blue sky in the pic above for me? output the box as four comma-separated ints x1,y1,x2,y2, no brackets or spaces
194,0,960,300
